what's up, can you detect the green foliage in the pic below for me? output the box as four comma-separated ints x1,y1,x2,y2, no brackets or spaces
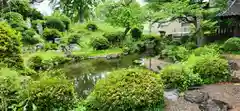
32,20,45,33
68,33,82,45
0,22,24,69
44,43,59,51
4,0,31,19
86,23,98,31
131,27,142,40
193,45,219,56
20,76,77,110
85,68,164,111
103,31,124,46
0,68,22,110
42,28,62,43
22,29,42,45
191,54,230,84
223,37,240,52
161,46,189,62
27,55,45,72
45,16,66,31
91,36,110,50
184,42,197,50
160,63,202,91
3,12,26,29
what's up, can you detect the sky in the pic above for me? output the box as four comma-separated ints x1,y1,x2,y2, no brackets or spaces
31,0,147,16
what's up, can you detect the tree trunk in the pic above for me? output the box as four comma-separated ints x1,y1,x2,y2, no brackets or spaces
195,17,204,47
78,7,84,23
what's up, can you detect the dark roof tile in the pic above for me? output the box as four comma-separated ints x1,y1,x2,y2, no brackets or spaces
218,0,240,17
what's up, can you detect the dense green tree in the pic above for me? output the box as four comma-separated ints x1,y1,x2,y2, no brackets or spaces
52,0,102,23
102,0,145,37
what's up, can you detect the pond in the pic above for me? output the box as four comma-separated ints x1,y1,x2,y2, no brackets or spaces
63,54,141,98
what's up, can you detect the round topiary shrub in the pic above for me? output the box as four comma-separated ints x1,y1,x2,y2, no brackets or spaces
0,22,24,69
91,36,110,50
3,12,24,24
45,16,65,31
68,33,82,45
160,63,202,91
22,29,42,45
60,16,71,30
20,76,77,110
192,54,230,84
86,23,98,31
223,37,240,52
42,28,62,43
103,31,124,46
85,68,164,111
161,46,189,62
5,0,32,19
131,27,142,40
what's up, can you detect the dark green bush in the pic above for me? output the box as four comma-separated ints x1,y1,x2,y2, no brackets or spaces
0,22,24,69
223,37,240,52
60,16,71,30
3,12,24,24
184,42,197,50
28,8,44,20
192,54,230,84
68,33,82,45
27,55,45,71
160,63,202,91
45,16,65,31
131,27,142,40
32,20,45,33
44,43,59,51
50,56,71,67
91,36,110,50
22,29,42,45
86,23,98,31
42,28,62,43
103,31,124,46
20,76,77,110
85,68,164,111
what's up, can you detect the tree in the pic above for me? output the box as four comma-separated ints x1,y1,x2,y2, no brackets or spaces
51,0,102,23
103,0,145,37
147,0,228,46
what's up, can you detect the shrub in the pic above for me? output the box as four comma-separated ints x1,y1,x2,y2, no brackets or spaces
160,64,202,91
5,0,32,19
3,12,24,24
44,43,59,51
20,76,77,110
42,28,62,43
184,42,197,50
193,45,219,56
27,55,45,71
68,33,82,45
161,46,189,62
0,22,24,69
60,16,71,30
0,68,21,110
223,37,240,52
32,20,45,33
45,16,65,31
103,31,124,46
131,27,142,40
85,68,164,111
29,8,44,20
91,36,110,50
86,23,98,31
192,54,230,84
22,29,42,45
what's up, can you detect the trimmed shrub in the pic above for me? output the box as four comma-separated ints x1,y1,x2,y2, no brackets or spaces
42,28,62,43
103,31,124,46
223,37,240,52
44,43,59,51
131,27,142,40
20,76,77,110
3,12,24,24
86,23,98,31
68,33,82,45
32,20,45,33
160,64,202,91
184,42,197,50
91,36,110,50
192,54,230,84
0,22,24,69
45,16,65,31
29,8,44,20
85,68,164,111
22,29,42,45
27,55,45,71
60,16,71,30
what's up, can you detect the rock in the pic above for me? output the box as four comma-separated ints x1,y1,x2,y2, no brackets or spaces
164,89,179,101
184,90,209,104
199,99,231,111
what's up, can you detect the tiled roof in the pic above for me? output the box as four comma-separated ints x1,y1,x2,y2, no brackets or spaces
218,0,240,17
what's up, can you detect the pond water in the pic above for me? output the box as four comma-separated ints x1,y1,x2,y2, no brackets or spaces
64,54,141,98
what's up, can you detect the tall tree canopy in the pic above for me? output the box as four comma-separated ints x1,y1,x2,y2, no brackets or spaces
52,0,103,23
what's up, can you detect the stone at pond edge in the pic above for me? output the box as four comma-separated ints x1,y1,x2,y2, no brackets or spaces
184,90,209,104
199,99,232,111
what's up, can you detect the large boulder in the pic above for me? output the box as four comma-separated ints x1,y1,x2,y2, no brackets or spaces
184,90,209,104
199,99,231,111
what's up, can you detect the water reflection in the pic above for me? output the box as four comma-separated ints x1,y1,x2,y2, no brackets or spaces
64,54,140,98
